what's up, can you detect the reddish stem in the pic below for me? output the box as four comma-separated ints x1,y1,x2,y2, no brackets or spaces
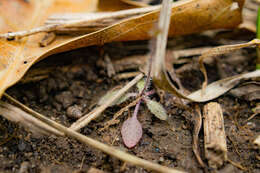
132,99,141,119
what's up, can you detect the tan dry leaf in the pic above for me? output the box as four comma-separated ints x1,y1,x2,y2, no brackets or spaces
0,0,98,97
0,0,244,98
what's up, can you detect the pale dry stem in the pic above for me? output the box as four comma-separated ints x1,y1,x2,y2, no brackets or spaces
199,39,260,94
0,6,160,39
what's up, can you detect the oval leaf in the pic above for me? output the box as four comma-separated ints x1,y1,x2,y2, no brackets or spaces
146,99,168,120
121,116,142,148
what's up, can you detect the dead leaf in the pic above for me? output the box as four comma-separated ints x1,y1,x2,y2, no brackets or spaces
0,0,98,98
0,0,244,98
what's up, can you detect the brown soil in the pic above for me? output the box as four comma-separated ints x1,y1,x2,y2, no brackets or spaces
0,32,259,173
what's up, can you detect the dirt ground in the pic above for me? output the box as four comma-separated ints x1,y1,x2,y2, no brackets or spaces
0,31,259,173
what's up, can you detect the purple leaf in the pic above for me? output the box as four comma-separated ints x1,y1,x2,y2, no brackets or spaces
121,115,142,148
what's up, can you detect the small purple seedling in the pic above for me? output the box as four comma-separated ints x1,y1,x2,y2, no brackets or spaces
121,90,157,148
121,100,142,148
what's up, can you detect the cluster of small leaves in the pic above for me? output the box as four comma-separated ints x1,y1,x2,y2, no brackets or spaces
98,78,168,148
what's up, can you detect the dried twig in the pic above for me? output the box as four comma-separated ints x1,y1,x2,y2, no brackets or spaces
0,6,160,39
203,102,227,169
151,0,172,79
70,73,144,131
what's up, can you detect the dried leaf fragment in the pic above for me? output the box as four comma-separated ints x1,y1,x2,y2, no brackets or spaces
203,102,227,169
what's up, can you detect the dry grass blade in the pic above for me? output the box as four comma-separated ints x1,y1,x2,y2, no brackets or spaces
70,73,144,131
188,70,260,102
1,94,185,173
199,39,260,92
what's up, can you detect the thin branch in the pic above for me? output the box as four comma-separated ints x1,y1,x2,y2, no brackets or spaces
0,6,160,39
152,0,172,78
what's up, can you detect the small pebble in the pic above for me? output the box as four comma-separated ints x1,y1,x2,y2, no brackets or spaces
66,105,83,119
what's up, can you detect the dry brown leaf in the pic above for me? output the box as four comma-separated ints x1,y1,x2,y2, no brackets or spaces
0,0,98,98
0,0,244,97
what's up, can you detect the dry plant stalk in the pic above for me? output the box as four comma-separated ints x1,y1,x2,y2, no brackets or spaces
203,102,227,168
